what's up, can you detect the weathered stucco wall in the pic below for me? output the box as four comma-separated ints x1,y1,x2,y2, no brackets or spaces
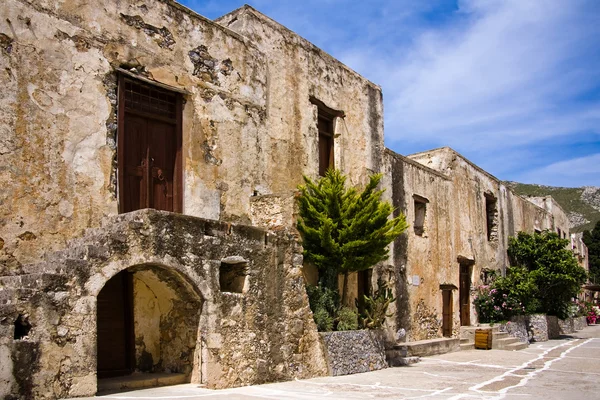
407,147,561,327
217,5,385,190
0,210,328,399
0,0,270,271
527,196,571,237
383,150,456,341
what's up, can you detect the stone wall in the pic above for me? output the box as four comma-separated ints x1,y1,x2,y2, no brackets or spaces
320,330,387,376
1,0,384,273
502,315,589,344
218,5,385,190
500,316,529,344
0,210,328,398
382,150,454,341
408,148,567,330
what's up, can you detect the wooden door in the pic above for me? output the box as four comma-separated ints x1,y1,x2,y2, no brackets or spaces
459,264,471,326
118,75,182,213
97,271,134,378
442,290,452,337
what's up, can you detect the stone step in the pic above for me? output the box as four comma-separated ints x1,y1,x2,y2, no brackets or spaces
460,338,471,344
493,336,520,350
389,356,420,367
460,342,475,351
504,341,528,351
97,373,188,393
395,337,460,357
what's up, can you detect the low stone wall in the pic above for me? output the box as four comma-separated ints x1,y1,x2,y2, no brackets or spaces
504,315,589,343
546,316,560,339
528,314,549,342
320,330,387,376
574,316,587,330
499,316,529,344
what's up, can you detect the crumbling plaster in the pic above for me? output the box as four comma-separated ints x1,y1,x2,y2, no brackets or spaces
0,0,270,270
0,209,329,398
217,5,385,191
383,150,455,341
407,147,570,331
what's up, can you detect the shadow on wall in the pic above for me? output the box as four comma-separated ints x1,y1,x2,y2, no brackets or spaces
97,264,203,381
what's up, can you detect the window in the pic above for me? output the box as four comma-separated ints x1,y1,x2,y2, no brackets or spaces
310,97,344,176
219,261,248,293
413,195,428,236
317,109,334,176
485,193,498,242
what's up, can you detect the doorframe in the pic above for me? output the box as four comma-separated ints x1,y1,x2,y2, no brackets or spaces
117,73,183,214
97,270,135,378
440,284,457,337
459,260,474,326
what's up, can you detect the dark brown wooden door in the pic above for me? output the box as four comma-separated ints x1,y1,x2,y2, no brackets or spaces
460,264,471,326
118,75,182,213
97,271,134,378
442,290,453,337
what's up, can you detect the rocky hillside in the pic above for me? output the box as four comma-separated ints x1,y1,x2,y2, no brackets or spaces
504,182,600,233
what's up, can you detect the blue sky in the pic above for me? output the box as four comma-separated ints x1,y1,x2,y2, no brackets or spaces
180,0,600,187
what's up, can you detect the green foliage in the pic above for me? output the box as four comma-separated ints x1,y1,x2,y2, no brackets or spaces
297,169,408,300
505,182,600,233
313,308,334,332
508,231,587,319
474,267,534,323
583,220,600,281
306,284,338,331
475,231,588,322
337,307,359,331
359,279,396,329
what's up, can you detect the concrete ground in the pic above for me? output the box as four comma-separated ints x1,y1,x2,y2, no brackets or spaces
70,325,600,400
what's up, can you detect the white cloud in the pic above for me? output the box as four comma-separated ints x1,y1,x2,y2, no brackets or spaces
517,153,600,187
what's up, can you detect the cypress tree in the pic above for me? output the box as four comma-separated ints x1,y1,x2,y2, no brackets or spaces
297,169,408,305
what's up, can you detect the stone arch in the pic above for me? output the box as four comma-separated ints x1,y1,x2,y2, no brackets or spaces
94,261,206,390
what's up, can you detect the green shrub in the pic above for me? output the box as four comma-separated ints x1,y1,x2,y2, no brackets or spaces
313,308,334,332
359,279,395,329
306,284,339,331
337,307,359,331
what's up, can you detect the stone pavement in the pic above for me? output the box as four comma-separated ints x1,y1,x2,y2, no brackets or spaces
68,325,600,400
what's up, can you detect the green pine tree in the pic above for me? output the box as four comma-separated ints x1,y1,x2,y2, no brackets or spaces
583,220,600,282
297,169,408,307
508,231,588,319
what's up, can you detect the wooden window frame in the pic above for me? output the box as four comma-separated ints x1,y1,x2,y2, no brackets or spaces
310,97,344,176
117,73,183,213
413,194,428,236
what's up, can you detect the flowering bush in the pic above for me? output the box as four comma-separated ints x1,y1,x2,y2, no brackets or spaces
586,303,600,324
474,284,526,323
570,299,587,318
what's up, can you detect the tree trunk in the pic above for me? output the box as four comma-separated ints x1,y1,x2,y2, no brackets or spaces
342,270,349,307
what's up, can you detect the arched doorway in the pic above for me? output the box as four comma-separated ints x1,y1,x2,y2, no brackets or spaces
97,264,203,386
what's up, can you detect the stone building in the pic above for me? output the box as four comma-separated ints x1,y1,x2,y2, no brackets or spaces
0,1,578,398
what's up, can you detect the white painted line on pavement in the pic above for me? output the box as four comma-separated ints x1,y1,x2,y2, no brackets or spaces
299,379,442,393
424,359,516,370
403,387,454,399
99,395,229,399
447,338,593,400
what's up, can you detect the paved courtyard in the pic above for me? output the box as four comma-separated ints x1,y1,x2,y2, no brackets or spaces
72,325,600,400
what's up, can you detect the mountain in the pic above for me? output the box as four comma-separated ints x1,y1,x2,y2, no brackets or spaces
504,182,600,233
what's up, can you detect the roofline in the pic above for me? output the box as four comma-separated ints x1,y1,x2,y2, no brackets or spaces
407,147,568,223
385,148,451,181
215,4,382,92
524,195,569,218
164,0,258,49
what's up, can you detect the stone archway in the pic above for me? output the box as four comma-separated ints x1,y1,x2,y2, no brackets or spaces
96,263,203,389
